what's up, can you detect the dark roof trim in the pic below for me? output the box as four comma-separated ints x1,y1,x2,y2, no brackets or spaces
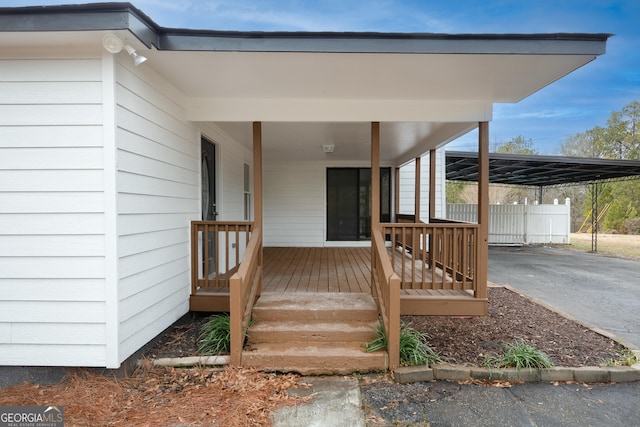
0,2,158,48
446,151,640,187
0,2,612,54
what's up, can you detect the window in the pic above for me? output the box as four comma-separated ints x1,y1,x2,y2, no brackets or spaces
244,163,251,221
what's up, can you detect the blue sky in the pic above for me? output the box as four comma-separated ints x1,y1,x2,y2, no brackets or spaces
3,0,639,154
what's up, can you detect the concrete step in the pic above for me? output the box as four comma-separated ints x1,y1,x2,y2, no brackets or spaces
242,342,387,375
252,292,378,322
247,320,379,343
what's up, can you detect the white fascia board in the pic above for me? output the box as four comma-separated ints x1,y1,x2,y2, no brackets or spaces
187,98,493,123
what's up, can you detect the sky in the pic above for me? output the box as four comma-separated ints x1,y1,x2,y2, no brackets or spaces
3,0,639,154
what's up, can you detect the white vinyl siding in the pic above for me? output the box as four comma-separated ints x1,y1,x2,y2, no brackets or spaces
264,161,325,246
0,55,107,366
114,60,199,362
398,148,447,220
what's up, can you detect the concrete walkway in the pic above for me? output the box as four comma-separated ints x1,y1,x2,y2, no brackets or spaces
488,245,640,349
272,376,365,427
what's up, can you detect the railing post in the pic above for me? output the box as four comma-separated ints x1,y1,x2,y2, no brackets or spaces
387,273,401,370
229,273,243,365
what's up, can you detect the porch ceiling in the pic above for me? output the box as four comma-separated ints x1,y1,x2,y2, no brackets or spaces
171,48,597,164
144,49,601,165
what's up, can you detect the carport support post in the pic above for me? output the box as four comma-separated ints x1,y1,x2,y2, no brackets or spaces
477,122,489,303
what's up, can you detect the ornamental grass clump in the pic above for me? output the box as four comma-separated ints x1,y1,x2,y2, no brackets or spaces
366,321,442,366
484,339,554,370
198,313,231,355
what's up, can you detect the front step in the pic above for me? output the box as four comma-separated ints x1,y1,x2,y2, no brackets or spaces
243,342,387,375
244,292,387,374
252,292,379,321
248,320,379,343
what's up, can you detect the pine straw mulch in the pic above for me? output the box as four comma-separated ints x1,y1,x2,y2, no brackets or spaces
0,366,309,427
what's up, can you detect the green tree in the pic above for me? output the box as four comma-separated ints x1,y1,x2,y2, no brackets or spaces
494,135,538,155
492,136,539,204
446,180,467,203
561,101,640,233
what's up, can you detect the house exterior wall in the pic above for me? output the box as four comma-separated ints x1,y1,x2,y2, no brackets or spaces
398,148,447,220
264,161,325,246
114,58,200,364
0,46,264,368
0,50,108,366
263,160,397,247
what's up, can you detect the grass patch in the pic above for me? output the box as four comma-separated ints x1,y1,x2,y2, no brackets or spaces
484,339,553,370
602,349,638,367
366,321,442,366
568,233,640,260
198,314,231,355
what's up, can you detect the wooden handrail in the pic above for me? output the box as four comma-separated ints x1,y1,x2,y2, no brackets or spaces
371,227,400,370
381,222,480,293
229,228,262,365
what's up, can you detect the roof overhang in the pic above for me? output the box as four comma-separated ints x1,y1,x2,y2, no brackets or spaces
446,151,640,186
0,3,611,164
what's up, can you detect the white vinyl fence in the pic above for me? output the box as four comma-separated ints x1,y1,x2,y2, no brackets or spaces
447,198,571,245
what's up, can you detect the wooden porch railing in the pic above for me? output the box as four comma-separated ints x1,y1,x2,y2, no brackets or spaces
371,227,401,370
190,221,254,294
229,228,262,365
381,220,479,293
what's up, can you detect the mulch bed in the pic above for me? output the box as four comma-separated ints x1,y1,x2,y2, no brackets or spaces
144,286,627,367
405,287,627,367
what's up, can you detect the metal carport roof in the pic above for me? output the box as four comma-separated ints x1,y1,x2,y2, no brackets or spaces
446,151,640,186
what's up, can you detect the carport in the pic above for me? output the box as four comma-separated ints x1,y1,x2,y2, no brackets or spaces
445,151,640,250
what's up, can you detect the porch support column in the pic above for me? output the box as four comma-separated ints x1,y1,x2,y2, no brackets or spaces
371,122,380,231
414,157,421,222
429,149,436,221
252,122,263,231
477,122,489,302
428,149,437,263
394,167,400,221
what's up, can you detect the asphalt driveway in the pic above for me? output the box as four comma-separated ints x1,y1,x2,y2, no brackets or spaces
488,245,640,349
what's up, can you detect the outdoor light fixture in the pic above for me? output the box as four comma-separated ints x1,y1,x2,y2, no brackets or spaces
102,34,148,67
123,44,148,67
323,144,335,153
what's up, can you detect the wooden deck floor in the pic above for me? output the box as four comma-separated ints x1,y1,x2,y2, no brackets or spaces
263,247,373,293
262,246,446,293
193,246,486,315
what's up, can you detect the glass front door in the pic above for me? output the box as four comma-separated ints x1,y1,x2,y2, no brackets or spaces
326,168,390,241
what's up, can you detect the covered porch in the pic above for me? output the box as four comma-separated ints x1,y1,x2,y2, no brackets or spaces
189,120,491,371
172,30,607,371
263,245,484,317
